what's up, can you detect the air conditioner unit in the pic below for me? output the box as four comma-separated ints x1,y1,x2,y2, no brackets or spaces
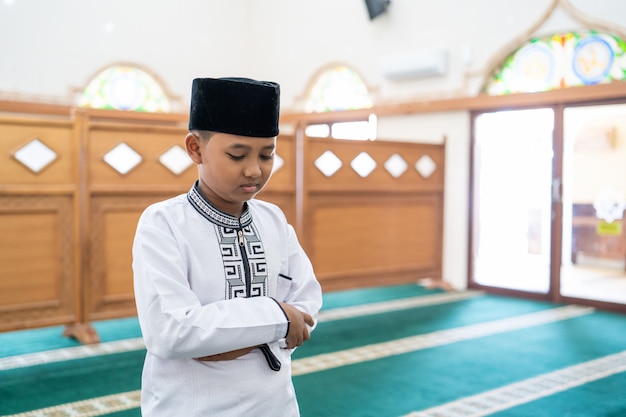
380,49,449,80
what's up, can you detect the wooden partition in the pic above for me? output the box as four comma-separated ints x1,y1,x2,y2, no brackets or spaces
0,113,80,332
256,135,297,224
302,136,445,291
0,102,444,342
82,115,192,324
0,108,194,340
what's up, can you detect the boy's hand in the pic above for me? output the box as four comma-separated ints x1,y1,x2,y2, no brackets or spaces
279,302,315,349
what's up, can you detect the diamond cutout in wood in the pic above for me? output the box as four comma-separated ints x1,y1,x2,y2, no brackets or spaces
416,155,436,178
272,153,284,174
384,154,408,178
314,150,342,177
351,152,377,178
159,145,193,175
14,138,58,173
104,143,142,175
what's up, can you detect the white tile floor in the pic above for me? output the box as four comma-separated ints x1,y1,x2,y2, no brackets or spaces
475,254,626,305
561,263,626,305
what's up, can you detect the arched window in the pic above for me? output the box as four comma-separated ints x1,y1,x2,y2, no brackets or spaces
305,65,372,113
305,65,376,140
483,31,626,95
78,64,171,112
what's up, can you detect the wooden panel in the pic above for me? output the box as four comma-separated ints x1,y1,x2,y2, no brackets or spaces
0,103,447,337
87,124,196,191
307,138,444,192
0,119,75,186
309,194,443,291
102,211,138,298
255,135,296,224
0,195,75,330
0,212,59,304
303,136,445,291
263,135,295,192
87,195,169,321
84,120,194,321
255,192,296,227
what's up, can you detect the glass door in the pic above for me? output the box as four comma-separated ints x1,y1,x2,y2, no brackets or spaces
471,108,555,294
560,103,626,305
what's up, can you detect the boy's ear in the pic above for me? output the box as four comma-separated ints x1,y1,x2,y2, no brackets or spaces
185,132,202,164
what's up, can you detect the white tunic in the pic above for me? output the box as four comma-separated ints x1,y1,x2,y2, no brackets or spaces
132,183,323,417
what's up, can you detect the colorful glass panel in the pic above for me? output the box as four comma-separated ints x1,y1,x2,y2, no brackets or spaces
484,31,626,95
306,66,372,112
79,65,171,112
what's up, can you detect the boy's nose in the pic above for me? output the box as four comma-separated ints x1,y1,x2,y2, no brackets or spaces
244,162,261,178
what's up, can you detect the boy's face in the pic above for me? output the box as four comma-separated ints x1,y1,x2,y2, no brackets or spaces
186,132,276,216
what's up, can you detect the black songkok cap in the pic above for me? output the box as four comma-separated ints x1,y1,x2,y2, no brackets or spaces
188,77,280,137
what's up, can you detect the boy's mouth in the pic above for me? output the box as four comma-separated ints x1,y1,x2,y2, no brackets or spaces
241,183,259,192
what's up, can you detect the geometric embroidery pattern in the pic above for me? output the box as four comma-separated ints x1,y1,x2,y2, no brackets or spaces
217,223,267,300
186,181,266,300
240,223,267,298
187,182,252,229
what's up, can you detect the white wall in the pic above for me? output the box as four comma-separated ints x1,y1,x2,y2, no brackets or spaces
378,112,471,290
2,0,626,108
2,0,626,290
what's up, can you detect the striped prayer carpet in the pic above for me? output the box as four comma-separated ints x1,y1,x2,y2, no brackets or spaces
1,284,625,417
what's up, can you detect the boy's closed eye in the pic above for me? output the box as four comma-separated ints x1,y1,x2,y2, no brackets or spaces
227,153,274,161
227,153,246,160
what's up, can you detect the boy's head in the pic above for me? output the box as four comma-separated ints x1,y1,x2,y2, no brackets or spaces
185,77,280,216
189,77,280,138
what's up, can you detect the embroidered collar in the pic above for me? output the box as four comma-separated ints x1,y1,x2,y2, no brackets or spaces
187,181,252,228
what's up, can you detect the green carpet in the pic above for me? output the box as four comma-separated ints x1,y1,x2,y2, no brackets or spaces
1,284,625,417
293,311,626,416
0,317,142,358
489,371,626,417
1,351,143,413
320,284,446,310
293,294,570,358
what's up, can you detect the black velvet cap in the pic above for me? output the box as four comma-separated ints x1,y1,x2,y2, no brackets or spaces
188,77,280,137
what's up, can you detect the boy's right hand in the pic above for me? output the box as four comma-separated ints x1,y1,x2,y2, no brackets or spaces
279,302,314,349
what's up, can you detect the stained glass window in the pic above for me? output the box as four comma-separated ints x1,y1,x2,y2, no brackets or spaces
305,65,373,112
484,31,626,95
78,65,171,112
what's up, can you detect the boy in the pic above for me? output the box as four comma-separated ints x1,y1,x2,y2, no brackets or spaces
132,77,323,416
